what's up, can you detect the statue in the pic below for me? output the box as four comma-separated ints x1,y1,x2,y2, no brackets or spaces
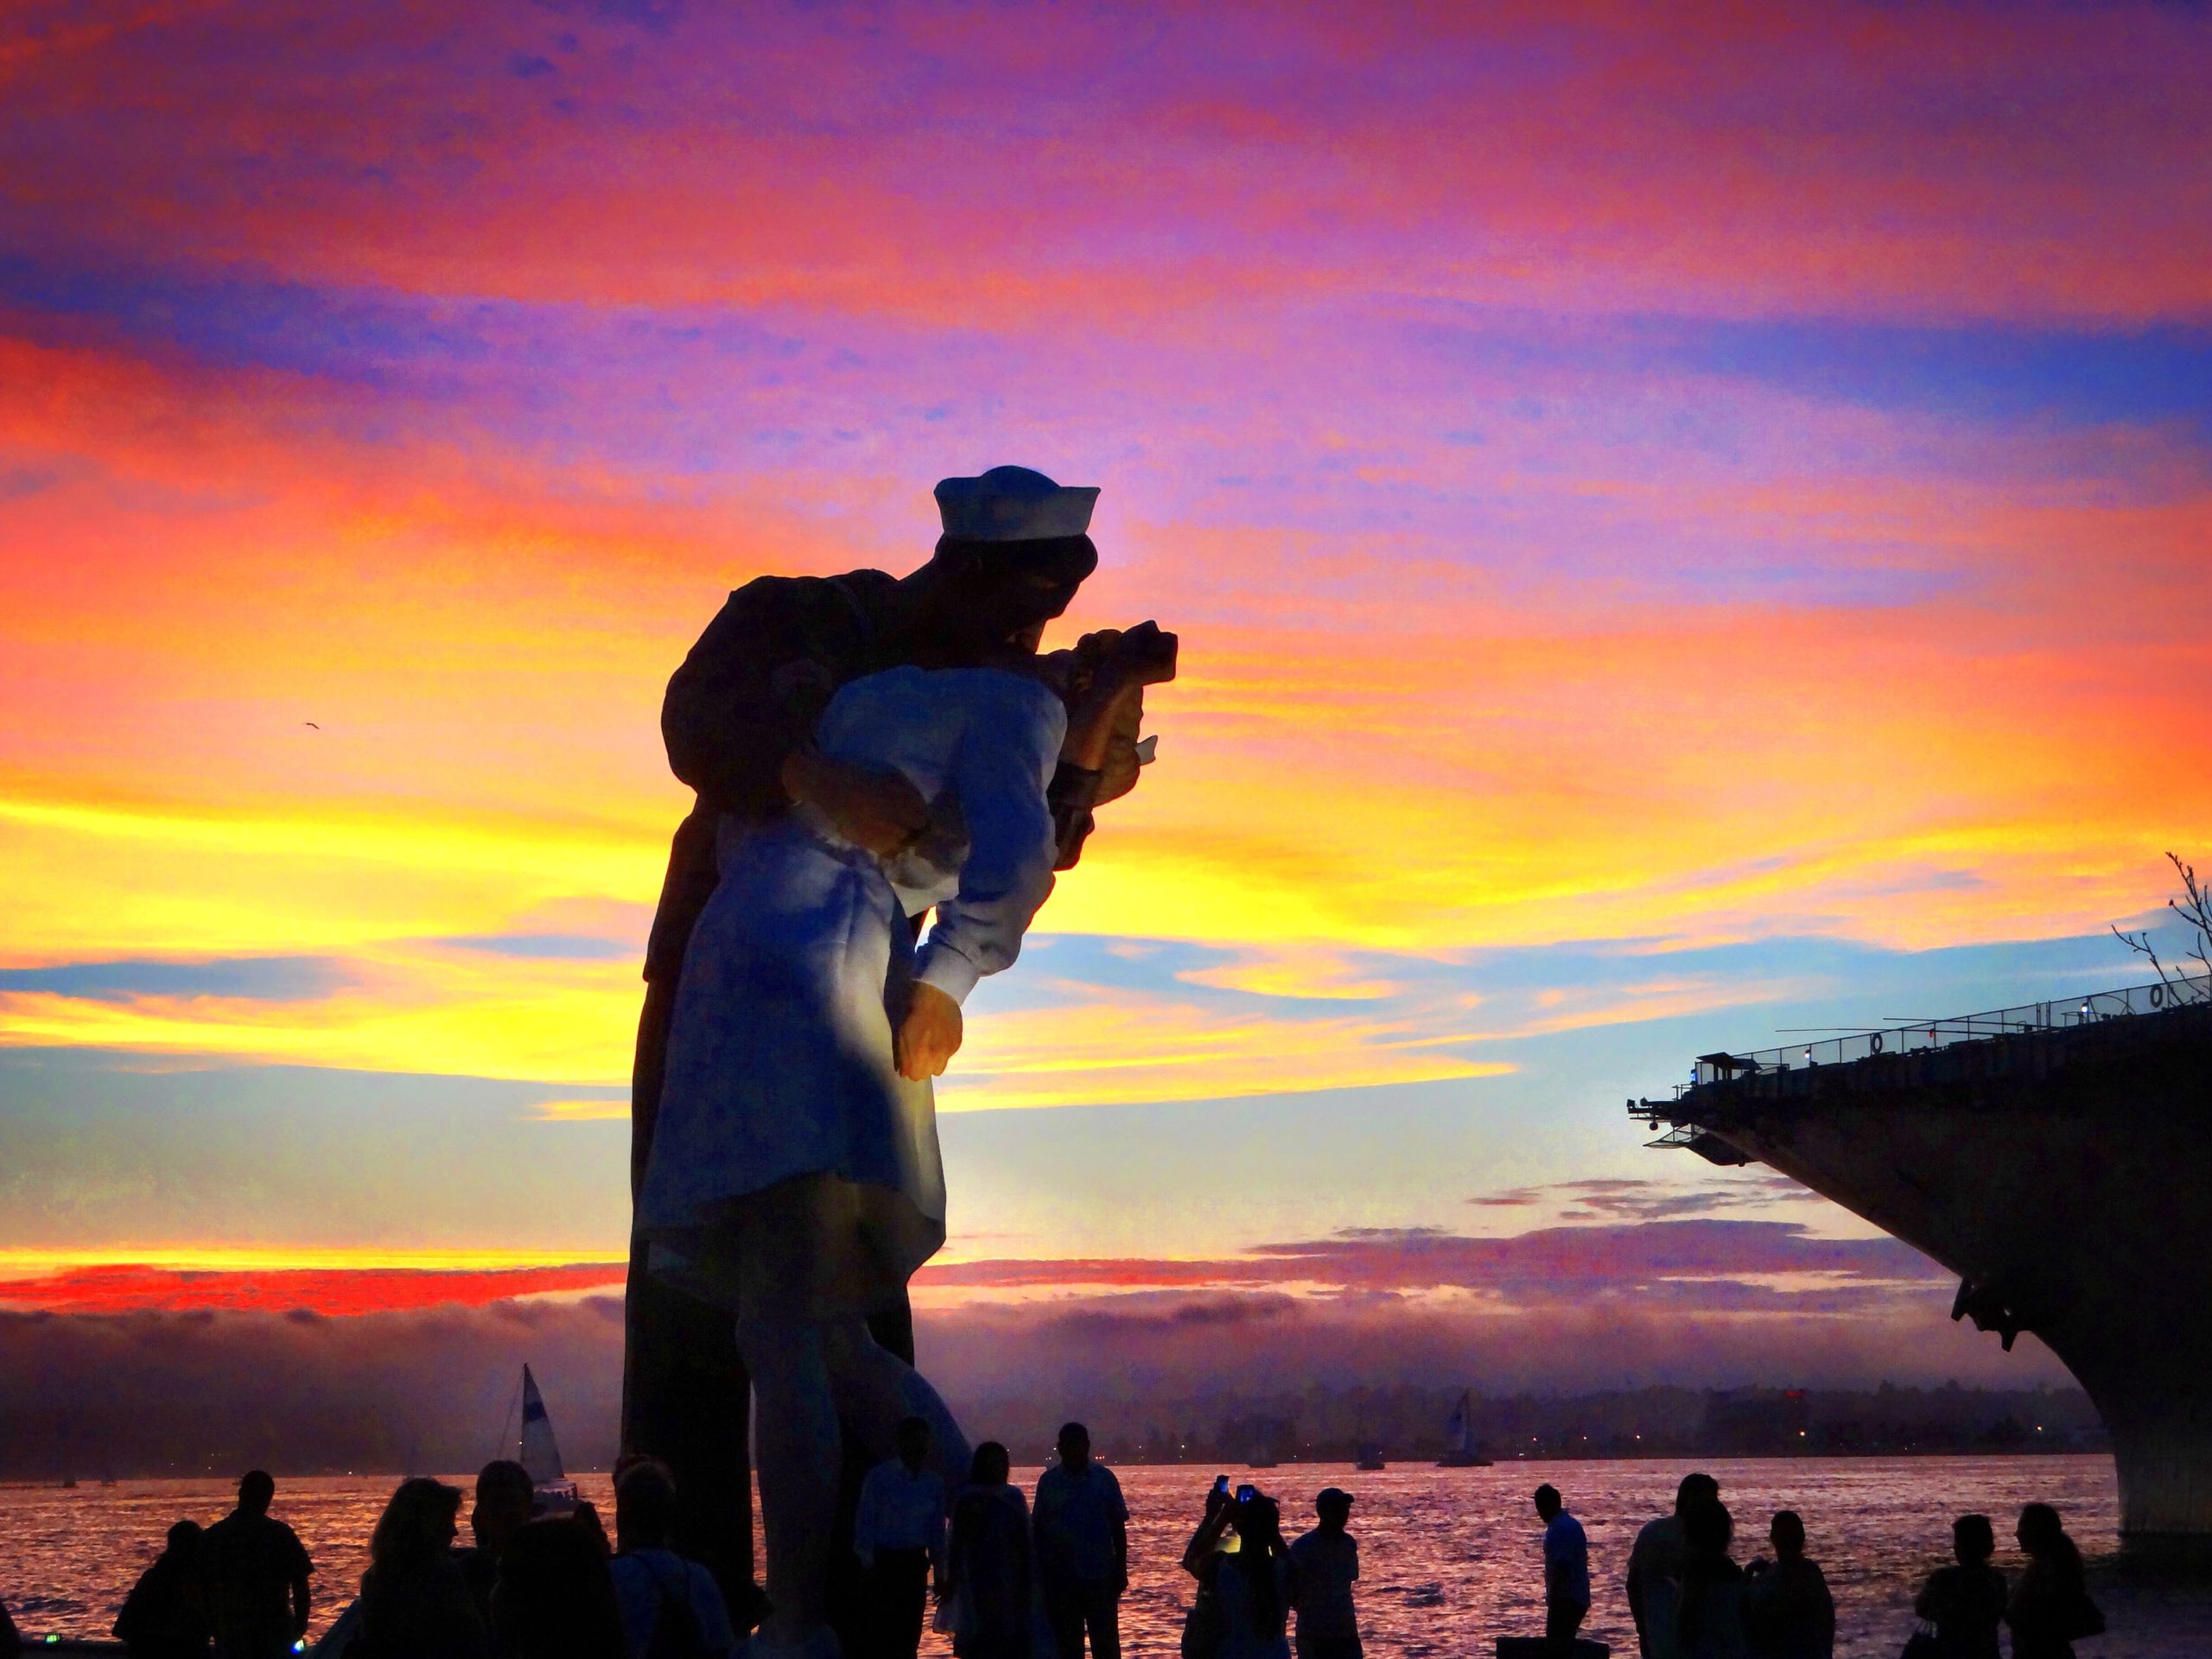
626,467,1173,1656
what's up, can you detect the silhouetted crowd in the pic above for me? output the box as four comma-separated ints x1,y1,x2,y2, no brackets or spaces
0,1455,2112,1659
1608,1471,2101,1659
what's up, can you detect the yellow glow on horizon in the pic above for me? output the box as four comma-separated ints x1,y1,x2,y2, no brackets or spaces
531,1098,631,1122
943,988,1516,1110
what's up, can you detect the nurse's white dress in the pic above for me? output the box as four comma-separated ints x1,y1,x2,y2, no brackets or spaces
638,664,1065,1319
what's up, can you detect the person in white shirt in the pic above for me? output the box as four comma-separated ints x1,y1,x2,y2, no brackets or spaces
609,1459,741,1659
1033,1422,1129,1659
1535,1483,1591,1653
854,1417,949,1659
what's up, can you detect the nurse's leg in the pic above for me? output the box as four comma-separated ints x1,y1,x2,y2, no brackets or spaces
735,1308,841,1644
822,1313,974,1486
823,1300,914,1653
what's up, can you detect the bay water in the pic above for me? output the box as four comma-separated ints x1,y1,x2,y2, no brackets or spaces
8,1455,2210,1655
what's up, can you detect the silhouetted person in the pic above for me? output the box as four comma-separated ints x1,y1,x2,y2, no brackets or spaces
1217,1492,1292,1659
1912,1514,2007,1659
1675,1498,1747,1659
1287,1487,1361,1659
575,1501,614,1560
199,1471,311,1659
116,1519,213,1658
851,1417,945,1659
492,1518,627,1659
1627,1471,1719,1658
609,1458,739,1659
456,1459,535,1627
0,1595,20,1657
1179,1478,1240,1659
353,1478,486,1659
944,1442,1031,1659
2005,1503,2100,1659
1033,1422,1128,1659
1534,1484,1590,1654
1741,1511,1832,1659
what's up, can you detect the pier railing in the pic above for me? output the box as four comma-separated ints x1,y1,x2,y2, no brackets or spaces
1683,975,2212,1090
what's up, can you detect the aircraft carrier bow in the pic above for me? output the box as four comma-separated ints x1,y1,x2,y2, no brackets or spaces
1631,979,2212,1546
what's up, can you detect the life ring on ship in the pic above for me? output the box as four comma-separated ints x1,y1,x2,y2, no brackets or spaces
1869,1032,1885,1054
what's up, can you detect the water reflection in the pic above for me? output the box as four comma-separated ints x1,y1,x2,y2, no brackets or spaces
8,1455,2212,1656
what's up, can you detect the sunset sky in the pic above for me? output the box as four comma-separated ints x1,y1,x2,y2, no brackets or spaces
3,1,2210,1424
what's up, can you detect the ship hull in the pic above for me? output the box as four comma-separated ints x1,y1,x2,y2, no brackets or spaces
1643,1002,2212,1541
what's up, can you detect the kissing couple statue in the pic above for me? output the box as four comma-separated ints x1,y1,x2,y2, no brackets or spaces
626,465,1176,1656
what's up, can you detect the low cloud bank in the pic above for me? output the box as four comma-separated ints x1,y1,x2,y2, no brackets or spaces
0,1298,629,1480
0,1254,2063,1479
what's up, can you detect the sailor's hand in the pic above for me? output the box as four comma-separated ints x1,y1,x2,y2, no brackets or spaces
896,982,964,1080
1104,620,1178,687
781,746,929,855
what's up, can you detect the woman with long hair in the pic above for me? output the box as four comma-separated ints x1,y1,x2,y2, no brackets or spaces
1215,1492,1292,1659
2005,1503,2101,1659
113,1519,212,1659
944,1440,1031,1659
354,1478,486,1659
1675,1497,1750,1659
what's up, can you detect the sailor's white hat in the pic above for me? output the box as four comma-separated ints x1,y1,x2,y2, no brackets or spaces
934,465,1099,542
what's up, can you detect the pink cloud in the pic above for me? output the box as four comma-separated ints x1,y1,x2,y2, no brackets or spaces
918,1219,1948,1297
3,3,2206,323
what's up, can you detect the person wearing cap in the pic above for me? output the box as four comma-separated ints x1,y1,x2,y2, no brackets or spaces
633,467,1174,1659
1287,1488,1362,1659
622,467,1162,1622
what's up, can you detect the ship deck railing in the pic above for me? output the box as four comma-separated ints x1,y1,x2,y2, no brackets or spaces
1661,975,2211,1097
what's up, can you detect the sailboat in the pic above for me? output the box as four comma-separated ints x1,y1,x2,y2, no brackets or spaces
509,1363,580,1513
1435,1389,1491,1467
315,1369,577,1658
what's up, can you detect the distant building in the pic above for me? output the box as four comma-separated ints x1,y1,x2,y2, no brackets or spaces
1702,1389,1811,1455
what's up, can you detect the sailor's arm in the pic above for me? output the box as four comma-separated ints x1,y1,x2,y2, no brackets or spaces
663,577,925,852
662,576,818,813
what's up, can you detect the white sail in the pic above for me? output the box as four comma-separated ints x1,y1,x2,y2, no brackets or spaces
518,1363,566,1484
1445,1390,1471,1453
